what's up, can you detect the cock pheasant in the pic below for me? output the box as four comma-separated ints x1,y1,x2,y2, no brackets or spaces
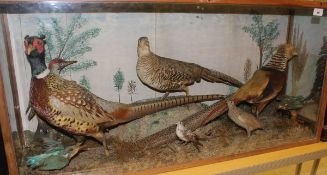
137,37,243,98
24,35,226,155
27,58,77,120
202,43,298,125
26,58,77,140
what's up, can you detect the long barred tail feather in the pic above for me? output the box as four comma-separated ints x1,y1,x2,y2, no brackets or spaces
129,94,226,120
200,67,243,88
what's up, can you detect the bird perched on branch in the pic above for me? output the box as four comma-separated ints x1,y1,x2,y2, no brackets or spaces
176,121,203,151
226,100,263,137
24,35,226,156
137,37,243,98
202,44,298,125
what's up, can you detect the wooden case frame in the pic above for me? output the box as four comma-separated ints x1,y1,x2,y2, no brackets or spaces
0,1,326,175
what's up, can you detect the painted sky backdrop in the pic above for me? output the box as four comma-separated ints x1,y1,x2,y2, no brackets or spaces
3,13,325,131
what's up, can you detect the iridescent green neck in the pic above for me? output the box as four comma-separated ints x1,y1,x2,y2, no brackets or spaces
27,55,47,77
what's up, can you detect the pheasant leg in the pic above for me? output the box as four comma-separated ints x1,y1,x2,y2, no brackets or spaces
93,131,109,156
75,136,86,146
161,92,170,99
183,86,189,96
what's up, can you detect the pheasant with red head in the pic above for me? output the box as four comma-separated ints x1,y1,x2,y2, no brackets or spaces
24,35,226,155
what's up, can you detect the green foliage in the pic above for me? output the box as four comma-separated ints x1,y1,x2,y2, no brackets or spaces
113,69,125,92
243,15,280,66
200,102,209,109
79,75,91,90
228,85,237,94
36,14,100,73
113,68,124,102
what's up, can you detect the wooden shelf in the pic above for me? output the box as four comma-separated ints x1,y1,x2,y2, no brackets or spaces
157,142,327,175
0,0,326,9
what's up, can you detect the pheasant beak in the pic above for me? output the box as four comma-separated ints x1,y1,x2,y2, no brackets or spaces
59,60,77,70
64,60,77,67
27,45,35,55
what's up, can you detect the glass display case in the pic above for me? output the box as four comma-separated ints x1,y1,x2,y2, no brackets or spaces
0,1,326,174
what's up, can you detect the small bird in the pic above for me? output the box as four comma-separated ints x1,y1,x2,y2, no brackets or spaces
176,121,203,151
26,138,85,170
226,100,263,137
137,37,243,98
202,44,298,125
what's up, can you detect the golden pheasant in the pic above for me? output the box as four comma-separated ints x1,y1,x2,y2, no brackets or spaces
202,43,298,125
137,37,243,98
24,35,226,155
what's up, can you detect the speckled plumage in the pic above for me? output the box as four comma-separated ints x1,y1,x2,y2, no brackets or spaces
137,37,243,98
227,100,263,137
25,35,226,156
176,121,202,151
202,44,298,124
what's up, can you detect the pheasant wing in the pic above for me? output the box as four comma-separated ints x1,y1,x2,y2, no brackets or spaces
49,79,114,124
233,70,270,102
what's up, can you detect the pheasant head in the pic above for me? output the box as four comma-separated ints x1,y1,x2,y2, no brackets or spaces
264,43,298,72
48,58,77,74
137,36,151,57
24,35,47,77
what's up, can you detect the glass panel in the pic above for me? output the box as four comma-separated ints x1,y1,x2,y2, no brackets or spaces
1,2,325,174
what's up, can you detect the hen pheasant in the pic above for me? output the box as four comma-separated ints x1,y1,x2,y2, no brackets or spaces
202,43,298,125
24,35,226,155
226,100,263,137
137,37,243,98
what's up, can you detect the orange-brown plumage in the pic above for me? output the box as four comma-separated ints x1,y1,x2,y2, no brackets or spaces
25,35,226,156
202,44,298,124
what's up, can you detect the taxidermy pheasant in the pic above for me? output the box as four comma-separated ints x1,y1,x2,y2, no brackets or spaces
26,138,85,170
202,43,298,125
24,35,225,155
137,37,243,98
176,121,203,151
226,100,263,137
26,58,77,140
27,58,77,121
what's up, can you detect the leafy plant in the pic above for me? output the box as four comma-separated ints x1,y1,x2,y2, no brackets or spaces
243,58,252,82
243,14,280,68
127,80,137,102
36,14,100,73
306,36,326,101
113,68,125,102
79,75,91,91
290,24,309,96
228,85,237,94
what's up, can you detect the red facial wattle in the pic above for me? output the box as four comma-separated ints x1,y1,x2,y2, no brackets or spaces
32,38,45,54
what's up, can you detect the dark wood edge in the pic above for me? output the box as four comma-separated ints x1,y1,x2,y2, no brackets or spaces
0,0,327,9
0,15,19,175
318,60,327,141
2,13,25,147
